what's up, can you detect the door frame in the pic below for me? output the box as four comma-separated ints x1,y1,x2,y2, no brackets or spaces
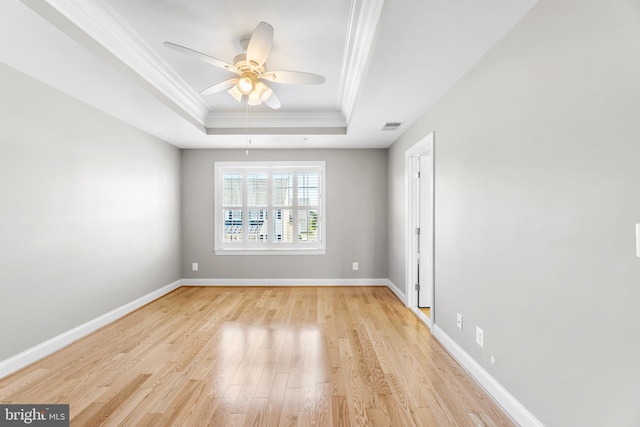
405,131,435,327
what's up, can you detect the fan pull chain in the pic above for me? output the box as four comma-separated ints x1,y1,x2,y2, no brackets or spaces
245,98,251,156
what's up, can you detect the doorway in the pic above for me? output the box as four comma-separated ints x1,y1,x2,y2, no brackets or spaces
405,132,434,328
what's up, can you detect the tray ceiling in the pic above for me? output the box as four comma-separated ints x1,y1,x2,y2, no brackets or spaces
1,0,538,148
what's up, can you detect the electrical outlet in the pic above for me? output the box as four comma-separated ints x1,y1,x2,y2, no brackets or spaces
192,262,198,271
456,313,463,330
352,262,358,270
476,326,484,347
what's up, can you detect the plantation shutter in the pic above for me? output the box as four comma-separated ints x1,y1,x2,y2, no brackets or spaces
215,162,325,254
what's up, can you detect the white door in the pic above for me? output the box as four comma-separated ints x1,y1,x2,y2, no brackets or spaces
417,154,431,308
405,132,434,315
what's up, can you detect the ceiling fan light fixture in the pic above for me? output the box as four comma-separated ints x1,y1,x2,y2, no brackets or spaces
237,71,257,95
248,91,262,106
254,81,271,100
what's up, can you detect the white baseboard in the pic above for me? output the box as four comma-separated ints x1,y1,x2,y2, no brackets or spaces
181,278,389,287
0,279,182,379
385,279,407,305
432,325,544,427
409,306,431,329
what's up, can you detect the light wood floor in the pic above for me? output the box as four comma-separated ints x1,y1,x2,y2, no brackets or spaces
0,287,514,426
419,307,431,318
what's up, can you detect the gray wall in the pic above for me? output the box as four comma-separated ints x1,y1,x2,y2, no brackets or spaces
182,149,387,280
0,63,182,361
388,0,640,426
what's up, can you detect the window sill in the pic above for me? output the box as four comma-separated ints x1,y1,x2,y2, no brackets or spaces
214,248,326,256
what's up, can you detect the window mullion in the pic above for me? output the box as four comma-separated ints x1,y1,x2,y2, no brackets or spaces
292,171,298,247
217,168,222,248
267,170,273,248
313,166,320,246
242,172,248,250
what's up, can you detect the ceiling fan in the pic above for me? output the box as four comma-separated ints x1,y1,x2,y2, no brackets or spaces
164,22,325,109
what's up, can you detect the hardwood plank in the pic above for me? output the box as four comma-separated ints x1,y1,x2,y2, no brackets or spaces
309,382,333,426
340,356,370,427
277,387,300,427
254,362,277,399
264,372,288,426
71,373,151,425
245,397,269,427
0,286,516,426
211,383,242,425
159,379,205,426
299,371,316,412
330,395,350,427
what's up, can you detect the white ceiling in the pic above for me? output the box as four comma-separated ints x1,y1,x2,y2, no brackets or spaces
1,0,537,149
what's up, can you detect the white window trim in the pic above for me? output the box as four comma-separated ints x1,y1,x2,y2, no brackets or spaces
214,161,326,255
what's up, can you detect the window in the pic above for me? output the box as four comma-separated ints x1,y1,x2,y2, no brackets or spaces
214,161,326,254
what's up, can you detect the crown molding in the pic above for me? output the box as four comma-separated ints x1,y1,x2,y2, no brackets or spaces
205,111,347,135
206,111,346,127
339,0,386,123
20,0,209,129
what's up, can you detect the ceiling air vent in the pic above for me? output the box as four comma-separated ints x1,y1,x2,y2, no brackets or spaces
381,122,404,131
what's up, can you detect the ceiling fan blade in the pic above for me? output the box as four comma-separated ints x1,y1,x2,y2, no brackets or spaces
227,85,243,102
262,90,281,110
261,70,325,85
200,78,238,96
164,42,238,74
246,22,273,67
